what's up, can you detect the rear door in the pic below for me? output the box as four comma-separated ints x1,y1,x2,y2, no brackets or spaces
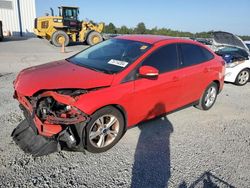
177,43,214,105
132,43,182,122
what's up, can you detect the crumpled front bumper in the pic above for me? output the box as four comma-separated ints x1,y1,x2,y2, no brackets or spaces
11,112,86,157
12,91,89,156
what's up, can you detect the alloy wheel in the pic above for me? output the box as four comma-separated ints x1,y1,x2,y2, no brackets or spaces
237,70,249,85
89,115,120,148
204,86,217,107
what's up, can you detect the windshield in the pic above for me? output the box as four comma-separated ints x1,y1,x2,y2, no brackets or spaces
68,39,152,74
63,8,78,20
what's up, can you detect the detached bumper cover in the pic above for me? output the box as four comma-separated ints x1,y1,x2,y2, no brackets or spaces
11,119,60,157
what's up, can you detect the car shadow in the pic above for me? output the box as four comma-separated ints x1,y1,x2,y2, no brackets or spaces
178,171,235,188
67,41,88,47
131,103,173,188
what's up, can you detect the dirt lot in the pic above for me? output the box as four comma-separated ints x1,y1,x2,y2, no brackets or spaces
0,37,250,188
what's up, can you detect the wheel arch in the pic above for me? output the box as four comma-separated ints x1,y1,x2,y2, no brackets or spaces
86,30,94,38
212,80,220,91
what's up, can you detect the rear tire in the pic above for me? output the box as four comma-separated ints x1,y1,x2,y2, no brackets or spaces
195,82,218,111
51,30,69,47
86,31,103,46
85,106,125,153
235,69,249,86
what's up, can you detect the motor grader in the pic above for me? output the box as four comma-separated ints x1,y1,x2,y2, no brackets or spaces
34,6,104,47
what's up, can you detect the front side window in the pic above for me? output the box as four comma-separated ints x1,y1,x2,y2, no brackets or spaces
141,44,178,74
180,43,214,67
68,39,152,74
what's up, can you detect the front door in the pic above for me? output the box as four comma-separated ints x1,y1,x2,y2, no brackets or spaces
132,43,182,123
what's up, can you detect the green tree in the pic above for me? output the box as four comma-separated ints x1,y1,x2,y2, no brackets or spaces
119,25,130,34
134,22,147,34
102,22,250,39
104,23,117,34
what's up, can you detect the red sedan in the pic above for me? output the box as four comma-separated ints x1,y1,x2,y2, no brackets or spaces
12,35,225,155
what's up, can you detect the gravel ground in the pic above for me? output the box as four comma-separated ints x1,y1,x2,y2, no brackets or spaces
0,37,250,188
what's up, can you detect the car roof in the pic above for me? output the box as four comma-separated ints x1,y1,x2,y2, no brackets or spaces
115,35,176,44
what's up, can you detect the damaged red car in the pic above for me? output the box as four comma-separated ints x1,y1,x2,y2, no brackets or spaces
12,35,225,156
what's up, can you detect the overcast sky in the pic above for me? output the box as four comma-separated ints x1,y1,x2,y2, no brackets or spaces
36,0,250,35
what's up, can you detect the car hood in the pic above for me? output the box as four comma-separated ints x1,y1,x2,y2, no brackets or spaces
212,31,250,54
14,60,114,96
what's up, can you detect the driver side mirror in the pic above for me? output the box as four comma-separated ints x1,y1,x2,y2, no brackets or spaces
139,66,159,78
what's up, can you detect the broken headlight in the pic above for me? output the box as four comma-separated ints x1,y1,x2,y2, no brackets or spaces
36,97,86,125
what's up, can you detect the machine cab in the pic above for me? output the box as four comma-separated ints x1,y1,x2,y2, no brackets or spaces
58,6,79,28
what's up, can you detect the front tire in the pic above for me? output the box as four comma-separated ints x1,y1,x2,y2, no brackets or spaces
195,82,218,111
51,30,69,47
85,106,125,153
235,69,249,86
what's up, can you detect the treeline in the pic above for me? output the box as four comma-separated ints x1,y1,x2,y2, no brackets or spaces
103,22,250,40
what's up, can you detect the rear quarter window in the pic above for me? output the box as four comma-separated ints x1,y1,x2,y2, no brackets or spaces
180,43,214,67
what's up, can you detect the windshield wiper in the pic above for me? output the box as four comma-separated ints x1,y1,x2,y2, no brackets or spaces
66,58,114,74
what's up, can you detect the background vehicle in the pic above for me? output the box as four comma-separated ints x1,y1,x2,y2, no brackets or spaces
245,41,250,50
34,6,104,47
212,31,250,86
0,20,3,41
194,38,212,45
12,35,225,155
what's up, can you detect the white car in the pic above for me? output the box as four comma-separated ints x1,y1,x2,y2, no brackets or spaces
212,32,250,86
245,41,250,51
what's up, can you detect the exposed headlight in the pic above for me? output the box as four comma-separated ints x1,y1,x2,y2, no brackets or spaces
226,62,238,68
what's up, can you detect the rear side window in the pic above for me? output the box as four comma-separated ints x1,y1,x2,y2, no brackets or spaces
200,47,214,60
142,44,178,74
180,43,214,67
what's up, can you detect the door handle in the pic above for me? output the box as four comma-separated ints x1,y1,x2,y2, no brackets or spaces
204,68,210,73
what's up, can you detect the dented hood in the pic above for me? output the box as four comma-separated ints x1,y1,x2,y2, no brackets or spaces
14,60,114,96
212,31,250,54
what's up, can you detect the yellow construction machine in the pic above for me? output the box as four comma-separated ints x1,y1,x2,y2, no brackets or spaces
34,6,104,46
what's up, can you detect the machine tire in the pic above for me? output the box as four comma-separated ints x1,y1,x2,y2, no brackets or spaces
51,30,69,47
195,82,218,111
85,106,125,153
86,31,103,46
235,69,250,86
